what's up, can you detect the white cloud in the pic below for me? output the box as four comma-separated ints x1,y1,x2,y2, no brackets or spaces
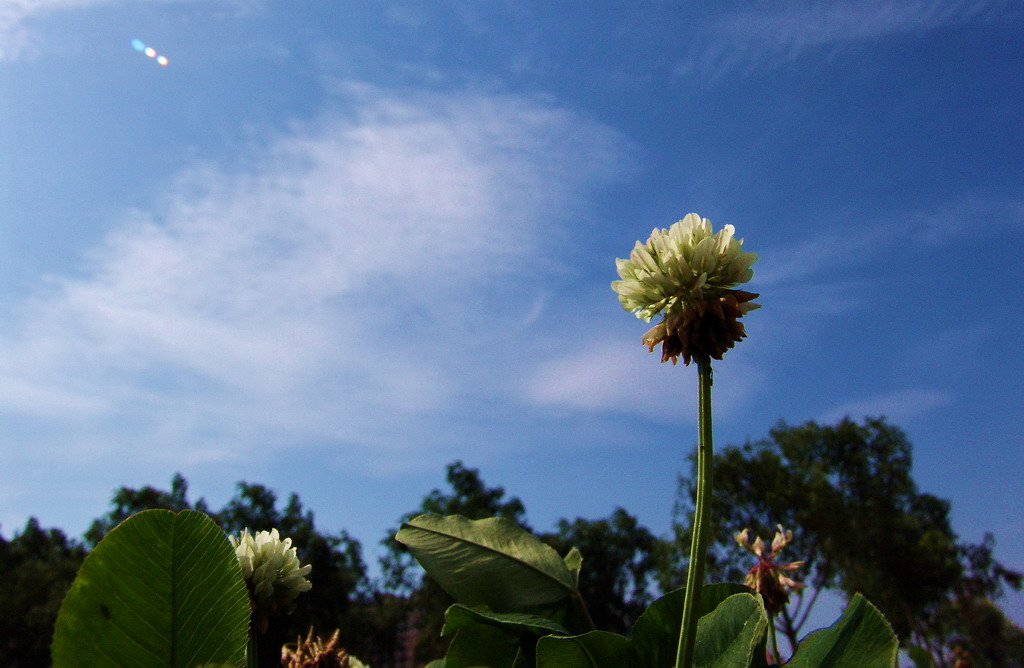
0,85,627,467
524,337,697,420
522,323,764,423
819,388,953,424
674,0,1022,81
0,0,259,60
1,0,119,59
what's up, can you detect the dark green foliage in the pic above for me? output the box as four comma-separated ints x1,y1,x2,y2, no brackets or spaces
540,508,660,635
916,536,1024,667
382,462,668,664
211,482,371,667
380,461,530,664
77,475,380,667
629,584,757,668
398,514,899,668
536,630,641,668
668,416,1023,666
84,472,208,547
0,518,87,667
949,597,1024,667
785,594,897,667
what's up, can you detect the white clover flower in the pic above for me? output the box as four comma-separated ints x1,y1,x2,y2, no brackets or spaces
230,528,312,609
612,213,760,365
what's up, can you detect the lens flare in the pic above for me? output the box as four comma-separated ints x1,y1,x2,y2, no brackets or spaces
132,39,170,66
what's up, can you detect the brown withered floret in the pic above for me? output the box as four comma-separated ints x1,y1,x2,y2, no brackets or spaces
643,289,760,365
281,628,351,668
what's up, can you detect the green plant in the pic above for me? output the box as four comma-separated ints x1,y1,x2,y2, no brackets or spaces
396,512,898,667
394,213,900,667
51,509,250,667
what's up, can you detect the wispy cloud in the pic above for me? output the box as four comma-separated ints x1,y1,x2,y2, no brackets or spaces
521,319,764,422
0,0,259,60
2,0,115,59
819,388,953,424
523,337,697,420
0,85,627,468
673,0,1022,82
756,195,1024,287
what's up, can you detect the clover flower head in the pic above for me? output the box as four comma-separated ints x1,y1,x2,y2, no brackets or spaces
734,524,805,615
229,528,312,612
612,213,760,365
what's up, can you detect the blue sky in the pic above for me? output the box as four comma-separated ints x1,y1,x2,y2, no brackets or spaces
2,0,1022,633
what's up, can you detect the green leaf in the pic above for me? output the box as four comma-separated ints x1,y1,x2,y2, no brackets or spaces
51,509,250,668
631,583,756,668
536,631,641,668
396,514,577,610
692,593,767,668
787,593,898,668
905,645,937,668
442,604,570,637
564,547,583,589
444,623,521,668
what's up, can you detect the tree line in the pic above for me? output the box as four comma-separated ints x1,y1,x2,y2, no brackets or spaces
2,417,1021,667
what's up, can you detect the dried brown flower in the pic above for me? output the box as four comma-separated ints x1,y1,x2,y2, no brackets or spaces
642,289,760,365
281,628,360,668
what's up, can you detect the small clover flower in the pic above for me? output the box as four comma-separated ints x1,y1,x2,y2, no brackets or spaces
612,213,759,365
230,528,312,617
734,525,806,616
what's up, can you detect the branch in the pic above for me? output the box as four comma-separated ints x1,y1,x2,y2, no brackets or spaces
793,584,823,633
779,602,800,655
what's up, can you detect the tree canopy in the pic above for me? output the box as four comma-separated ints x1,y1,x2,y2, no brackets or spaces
0,518,87,667
668,416,1022,667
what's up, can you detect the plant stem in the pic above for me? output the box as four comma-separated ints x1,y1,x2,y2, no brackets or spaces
768,613,780,665
571,590,598,632
675,356,714,668
246,627,258,668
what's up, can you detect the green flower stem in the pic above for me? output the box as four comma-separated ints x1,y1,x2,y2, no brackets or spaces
768,614,780,665
571,590,598,632
676,355,714,668
246,627,258,668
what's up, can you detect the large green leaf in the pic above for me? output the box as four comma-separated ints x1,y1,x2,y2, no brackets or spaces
444,623,521,668
536,631,641,668
692,593,767,668
51,509,250,668
396,514,577,610
787,593,898,668
442,604,570,637
631,583,757,668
